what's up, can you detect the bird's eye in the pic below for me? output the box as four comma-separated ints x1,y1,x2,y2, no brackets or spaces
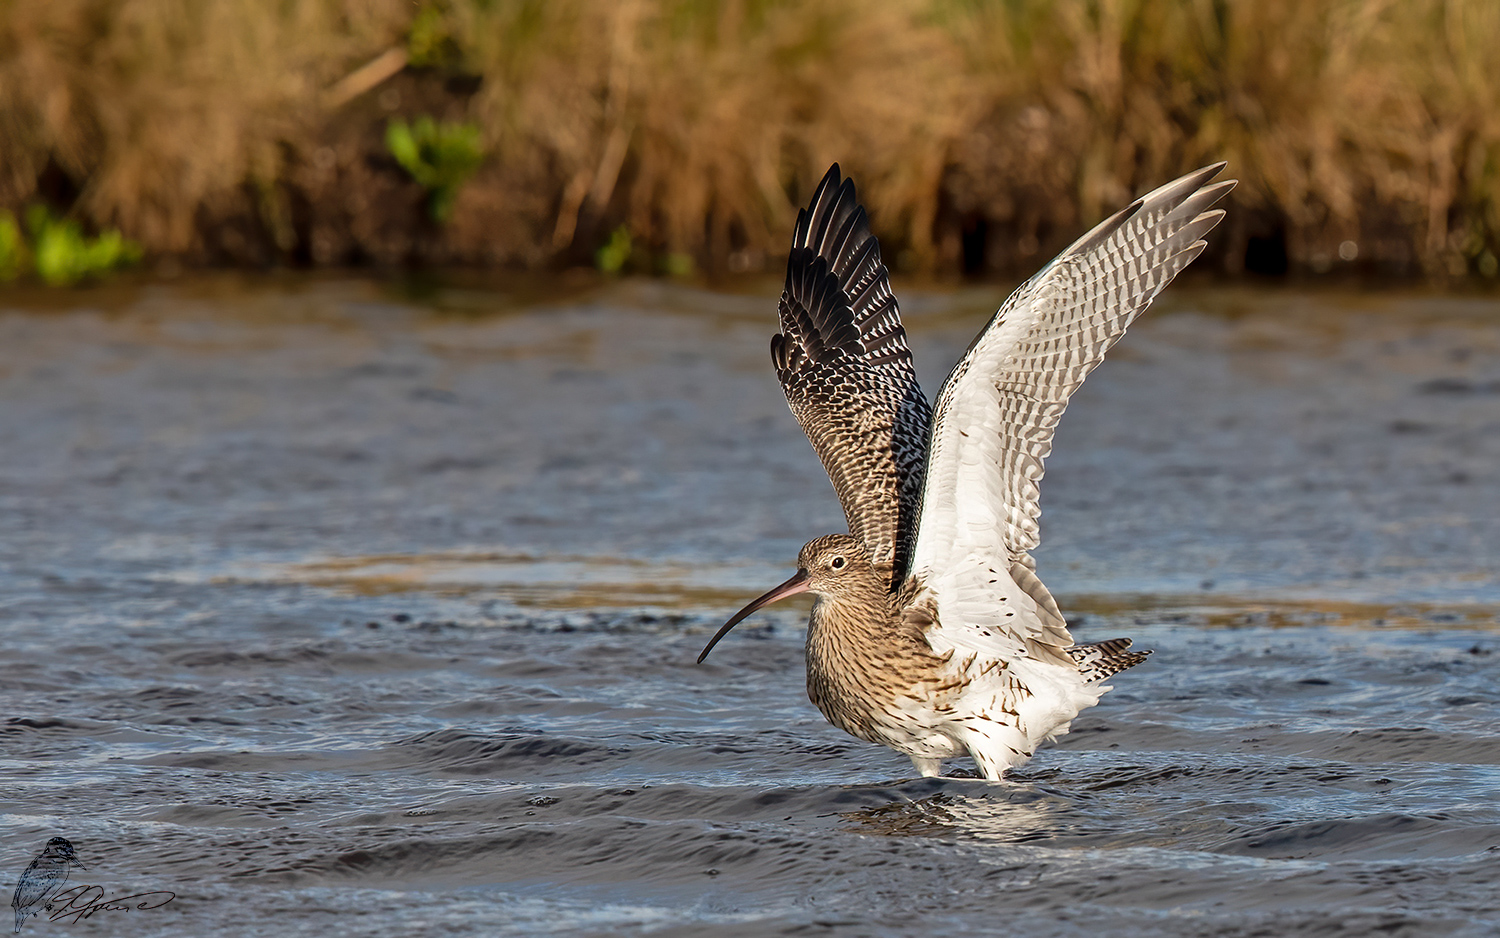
830,556,846,570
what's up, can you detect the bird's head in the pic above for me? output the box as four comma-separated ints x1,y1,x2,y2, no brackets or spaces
42,837,85,869
795,534,874,593
696,533,871,662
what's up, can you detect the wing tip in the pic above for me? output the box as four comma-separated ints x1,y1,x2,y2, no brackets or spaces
1067,162,1236,264
1067,199,1144,259
1175,161,1230,193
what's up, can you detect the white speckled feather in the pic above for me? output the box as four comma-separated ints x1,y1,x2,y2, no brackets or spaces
910,164,1234,670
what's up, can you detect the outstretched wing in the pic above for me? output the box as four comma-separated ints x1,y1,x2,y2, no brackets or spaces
909,163,1234,658
773,164,931,586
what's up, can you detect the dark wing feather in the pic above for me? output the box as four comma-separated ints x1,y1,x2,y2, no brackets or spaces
773,164,931,586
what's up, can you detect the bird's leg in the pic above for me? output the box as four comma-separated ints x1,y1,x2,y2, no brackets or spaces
909,755,944,777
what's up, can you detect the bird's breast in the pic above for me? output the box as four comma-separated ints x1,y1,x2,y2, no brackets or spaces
803,598,949,744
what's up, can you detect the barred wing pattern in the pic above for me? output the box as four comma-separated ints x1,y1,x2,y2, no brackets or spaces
909,163,1235,655
773,164,931,584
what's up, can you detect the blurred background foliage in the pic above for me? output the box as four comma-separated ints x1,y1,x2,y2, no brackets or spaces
384,116,485,221
0,0,1497,278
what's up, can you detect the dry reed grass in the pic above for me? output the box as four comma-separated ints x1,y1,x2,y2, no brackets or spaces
0,0,1496,275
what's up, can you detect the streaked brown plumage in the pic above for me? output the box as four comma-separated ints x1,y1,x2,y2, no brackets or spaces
701,162,1235,780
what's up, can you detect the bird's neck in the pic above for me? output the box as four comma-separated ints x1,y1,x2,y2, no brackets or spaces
808,586,894,638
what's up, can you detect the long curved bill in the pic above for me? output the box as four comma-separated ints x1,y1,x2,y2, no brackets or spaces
697,569,811,663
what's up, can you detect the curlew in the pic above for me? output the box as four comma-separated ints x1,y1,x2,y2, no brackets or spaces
699,162,1234,780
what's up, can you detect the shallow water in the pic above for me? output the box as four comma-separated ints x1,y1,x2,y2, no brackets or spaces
1,275,1497,936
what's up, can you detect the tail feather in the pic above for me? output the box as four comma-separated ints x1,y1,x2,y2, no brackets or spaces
1068,637,1150,683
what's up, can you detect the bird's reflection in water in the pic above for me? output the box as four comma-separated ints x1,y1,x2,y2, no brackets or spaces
841,772,1105,844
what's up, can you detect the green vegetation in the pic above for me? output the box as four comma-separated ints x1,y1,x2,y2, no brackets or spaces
385,117,486,222
28,208,142,286
34,212,141,286
660,252,695,278
0,212,23,282
0,208,140,286
595,226,633,275
0,0,1497,276
595,227,695,276
406,4,459,69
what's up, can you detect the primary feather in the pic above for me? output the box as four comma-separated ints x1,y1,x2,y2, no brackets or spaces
772,164,931,585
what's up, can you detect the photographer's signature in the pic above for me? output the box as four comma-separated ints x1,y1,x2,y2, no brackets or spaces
10,838,174,933
44,885,176,925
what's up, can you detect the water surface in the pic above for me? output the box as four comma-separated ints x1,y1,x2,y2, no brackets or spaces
1,276,1497,936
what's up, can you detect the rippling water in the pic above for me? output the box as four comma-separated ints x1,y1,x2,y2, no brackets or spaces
1,276,1496,936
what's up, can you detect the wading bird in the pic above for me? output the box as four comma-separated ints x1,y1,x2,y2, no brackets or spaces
699,163,1233,780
